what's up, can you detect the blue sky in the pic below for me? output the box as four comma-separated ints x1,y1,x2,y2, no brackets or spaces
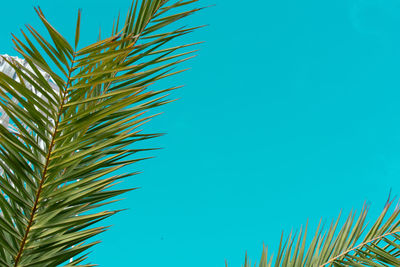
2,0,400,266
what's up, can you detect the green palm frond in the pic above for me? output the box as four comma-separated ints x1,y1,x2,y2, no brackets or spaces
0,0,202,265
237,197,400,267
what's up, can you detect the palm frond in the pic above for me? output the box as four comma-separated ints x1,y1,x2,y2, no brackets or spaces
0,0,202,265
235,197,400,267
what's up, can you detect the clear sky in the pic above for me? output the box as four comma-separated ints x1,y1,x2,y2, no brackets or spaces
2,0,400,266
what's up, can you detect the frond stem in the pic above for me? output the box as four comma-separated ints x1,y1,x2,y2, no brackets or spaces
320,228,400,266
13,1,180,264
13,54,76,267
102,0,166,94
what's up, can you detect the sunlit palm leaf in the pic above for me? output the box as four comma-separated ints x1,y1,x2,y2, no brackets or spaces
0,0,202,265
237,198,400,267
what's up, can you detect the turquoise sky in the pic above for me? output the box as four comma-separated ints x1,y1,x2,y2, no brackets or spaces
2,0,400,266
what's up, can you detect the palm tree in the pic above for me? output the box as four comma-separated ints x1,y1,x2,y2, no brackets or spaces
0,0,201,265
238,197,400,266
